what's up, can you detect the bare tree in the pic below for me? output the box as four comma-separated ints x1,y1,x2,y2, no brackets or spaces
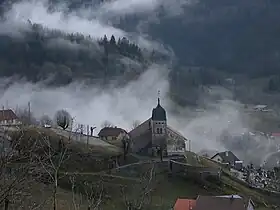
131,120,141,129
70,175,104,210
122,136,131,161
55,109,71,130
0,127,38,209
36,135,68,210
16,108,37,125
40,115,53,127
121,164,156,210
101,120,114,128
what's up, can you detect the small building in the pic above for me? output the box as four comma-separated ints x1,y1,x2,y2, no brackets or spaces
173,195,254,210
195,195,248,210
211,151,243,170
98,127,129,141
253,105,268,112
129,96,187,157
0,109,21,126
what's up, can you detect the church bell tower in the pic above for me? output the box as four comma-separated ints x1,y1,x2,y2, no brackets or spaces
150,91,167,157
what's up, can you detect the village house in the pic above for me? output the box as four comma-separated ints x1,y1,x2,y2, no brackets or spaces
173,195,254,210
0,109,21,126
211,151,243,170
129,96,187,157
98,126,129,141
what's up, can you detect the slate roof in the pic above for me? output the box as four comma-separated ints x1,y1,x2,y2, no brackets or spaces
151,98,166,121
0,109,18,121
211,151,240,165
98,127,127,137
195,195,246,210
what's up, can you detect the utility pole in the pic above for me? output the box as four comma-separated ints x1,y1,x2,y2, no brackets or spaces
2,106,4,125
86,125,89,149
28,102,31,125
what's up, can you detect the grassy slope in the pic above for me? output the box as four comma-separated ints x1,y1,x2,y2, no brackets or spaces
5,127,277,209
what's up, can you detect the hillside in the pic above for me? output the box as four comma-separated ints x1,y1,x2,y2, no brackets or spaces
143,0,280,76
1,127,279,209
2,0,280,106
0,22,155,86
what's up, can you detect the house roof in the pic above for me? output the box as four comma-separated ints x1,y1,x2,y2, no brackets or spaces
0,109,18,121
272,133,280,137
174,198,196,210
195,195,246,210
211,151,240,164
98,127,127,137
215,195,242,199
254,105,267,109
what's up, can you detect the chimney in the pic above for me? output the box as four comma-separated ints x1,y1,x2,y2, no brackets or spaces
226,151,229,157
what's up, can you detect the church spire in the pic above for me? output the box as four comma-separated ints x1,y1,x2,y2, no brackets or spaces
152,90,166,121
157,90,160,105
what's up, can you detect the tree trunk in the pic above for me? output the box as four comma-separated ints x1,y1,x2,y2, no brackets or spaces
53,186,57,210
4,198,9,210
53,174,58,210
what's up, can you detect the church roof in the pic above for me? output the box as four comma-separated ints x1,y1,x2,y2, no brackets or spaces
152,98,166,121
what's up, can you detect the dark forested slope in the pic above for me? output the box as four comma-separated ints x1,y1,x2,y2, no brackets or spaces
145,0,280,78
2,0,280,105
0,22,149,85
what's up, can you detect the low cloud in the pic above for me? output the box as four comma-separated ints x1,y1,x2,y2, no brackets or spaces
2,0,125,39
0,64,169,131
0,0,193,51
1,67,279,166
1,0,278,168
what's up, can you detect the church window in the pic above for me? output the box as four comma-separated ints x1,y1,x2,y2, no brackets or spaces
157,128,160,133
160,128,163,134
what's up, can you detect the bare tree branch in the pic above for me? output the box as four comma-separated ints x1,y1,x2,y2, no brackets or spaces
101,120,114,128
0,127,40,209
70,174,104,210
121,163,156,210
36,134,69,210
131,120,141,129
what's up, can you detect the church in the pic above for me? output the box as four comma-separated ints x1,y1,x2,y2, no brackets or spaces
129,95,187,157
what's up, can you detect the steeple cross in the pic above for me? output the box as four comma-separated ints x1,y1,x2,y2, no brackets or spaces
157,90,160,105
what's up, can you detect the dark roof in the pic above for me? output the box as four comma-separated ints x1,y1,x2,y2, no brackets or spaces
0,109,18,121
98,127,127,137
195,195,246,210
211,151,240,165
151,98,166,121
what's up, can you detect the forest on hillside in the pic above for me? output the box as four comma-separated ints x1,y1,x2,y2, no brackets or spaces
0,22,151,86
2,0,280,105
0,21,225,106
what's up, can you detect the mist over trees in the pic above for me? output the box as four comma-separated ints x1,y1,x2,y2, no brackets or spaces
0,22,149,86
2,0,280,107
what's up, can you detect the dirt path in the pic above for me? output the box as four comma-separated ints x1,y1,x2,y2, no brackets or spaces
61,171,140,181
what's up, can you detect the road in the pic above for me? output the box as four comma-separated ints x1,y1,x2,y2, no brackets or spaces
61,171,140,181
